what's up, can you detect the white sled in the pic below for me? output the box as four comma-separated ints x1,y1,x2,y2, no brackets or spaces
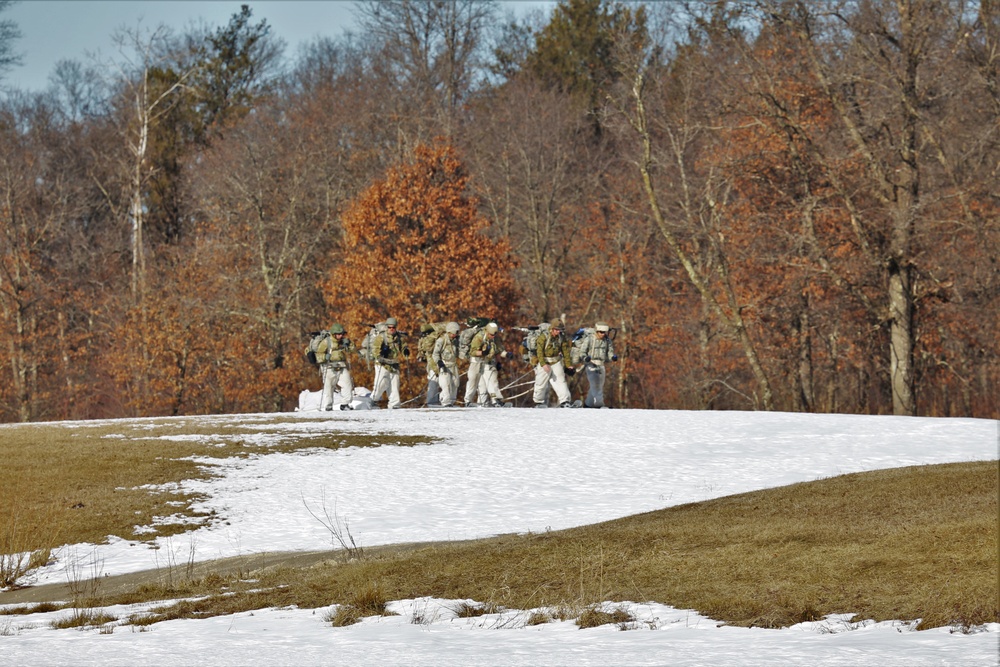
296,387,375,412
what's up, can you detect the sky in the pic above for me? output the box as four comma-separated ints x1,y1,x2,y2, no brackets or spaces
1,398,997,665
3,0,553,92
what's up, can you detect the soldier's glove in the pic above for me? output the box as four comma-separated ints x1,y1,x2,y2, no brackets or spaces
611,355,618,361
437,360,446,372
565,367,576,376
583,355,591,362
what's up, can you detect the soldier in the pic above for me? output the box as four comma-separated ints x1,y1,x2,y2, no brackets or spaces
579,321,618,408
418,323,443,407
464,322,511,407
315,323,355,411
432,321,462,407
371,317,409,409
533,319,575,408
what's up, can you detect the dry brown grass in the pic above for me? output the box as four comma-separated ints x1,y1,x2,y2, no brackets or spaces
0,417,434,569
1,415,996,631
453,601,499,617
576,605,635,629
50,608,117,630
71,461,997,632
323,582,395,626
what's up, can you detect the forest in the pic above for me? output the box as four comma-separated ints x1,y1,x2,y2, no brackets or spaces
0,0,996,422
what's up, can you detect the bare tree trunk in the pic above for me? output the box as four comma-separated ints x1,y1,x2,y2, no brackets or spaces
698,305,712,409
795,295,814,412
58,311,73,421
8,327,26,422
129,108,147,299
616,322,628,408
887,260,915,414
825,329,839,413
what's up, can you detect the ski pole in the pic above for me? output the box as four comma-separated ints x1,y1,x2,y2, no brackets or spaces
505,387,534,401
500,370,532,391
400,391,425,407
503,379,534,390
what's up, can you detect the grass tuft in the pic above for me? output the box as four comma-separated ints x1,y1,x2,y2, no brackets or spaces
51,609,117,630
325,605,363,627
348,583,393,617
0,601,64,616
576,605,634,629
526,610,552,626
453,601,499,618
324,583,396,627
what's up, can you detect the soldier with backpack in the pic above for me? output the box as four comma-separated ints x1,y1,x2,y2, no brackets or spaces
465,322,511,407
576,321,618,408
517,322,550,366
432,322,462,407
533,319,576,408
371,317,409,409
305,323,356,411
417,323,447,406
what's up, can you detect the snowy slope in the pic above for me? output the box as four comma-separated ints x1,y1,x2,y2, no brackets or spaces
2,408,997,666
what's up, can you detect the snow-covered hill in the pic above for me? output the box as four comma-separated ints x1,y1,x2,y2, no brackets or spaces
3,408,997,666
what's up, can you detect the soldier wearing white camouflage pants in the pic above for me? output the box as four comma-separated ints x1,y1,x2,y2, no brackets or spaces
533,319,575,407
432,322,461,406
580,321,617,408
371,317,408,409
316,323,355,410
464,322,510,407
418,323,442,407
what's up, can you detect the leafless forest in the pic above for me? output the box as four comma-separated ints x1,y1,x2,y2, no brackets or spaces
0,0,996,421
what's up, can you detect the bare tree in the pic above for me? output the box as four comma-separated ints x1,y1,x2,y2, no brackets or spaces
358,0,497,138
0,0,22,83
46,59,108,123
463,76,600,322
102,23,197,300
0,95,95,421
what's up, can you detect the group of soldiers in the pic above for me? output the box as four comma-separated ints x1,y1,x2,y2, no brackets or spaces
310,316,617,411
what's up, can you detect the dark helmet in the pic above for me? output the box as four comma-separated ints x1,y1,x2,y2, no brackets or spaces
330,323,345,334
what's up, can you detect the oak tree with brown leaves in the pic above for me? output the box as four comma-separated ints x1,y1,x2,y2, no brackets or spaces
325,142,519,397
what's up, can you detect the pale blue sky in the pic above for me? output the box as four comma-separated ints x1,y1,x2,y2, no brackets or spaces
5,1,552,92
